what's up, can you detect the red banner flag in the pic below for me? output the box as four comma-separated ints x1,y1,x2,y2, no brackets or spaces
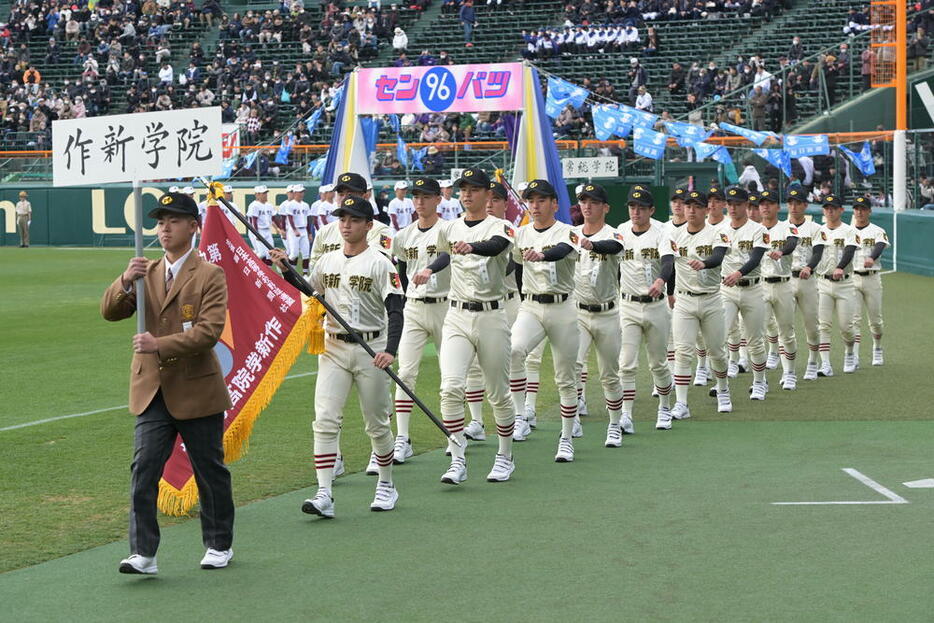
496,171,528,226
156,205,312,516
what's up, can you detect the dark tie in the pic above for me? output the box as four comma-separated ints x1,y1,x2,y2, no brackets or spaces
165,268,174,294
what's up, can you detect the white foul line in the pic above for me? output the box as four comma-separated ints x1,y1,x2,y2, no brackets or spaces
0,370,317,433
772,468,909,506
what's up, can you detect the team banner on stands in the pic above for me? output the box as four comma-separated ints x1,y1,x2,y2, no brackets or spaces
157,205,312,516
783,134,830,158
633,127,667,160
356,63,523,114
753,148,793,176
719,122,774,146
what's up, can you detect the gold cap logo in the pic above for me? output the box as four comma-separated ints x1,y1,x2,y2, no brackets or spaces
416,180,424,186
586,185,594,191
465,170,473,177
729,189,737,195
633,192,641,198
344,198,354,206
530,181,538,188
160,195,173,205
340,175,351,182
710,188,718,193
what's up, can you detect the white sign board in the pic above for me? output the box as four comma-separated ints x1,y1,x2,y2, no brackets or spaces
52,107,223,187
561,157,618,180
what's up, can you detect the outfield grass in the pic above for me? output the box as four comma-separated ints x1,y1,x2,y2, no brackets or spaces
2,248,934,620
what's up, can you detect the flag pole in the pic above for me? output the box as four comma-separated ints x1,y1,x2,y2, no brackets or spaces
132,179,146,334
194,177,459,447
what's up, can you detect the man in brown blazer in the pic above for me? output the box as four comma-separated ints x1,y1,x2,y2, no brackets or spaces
101,192,235,575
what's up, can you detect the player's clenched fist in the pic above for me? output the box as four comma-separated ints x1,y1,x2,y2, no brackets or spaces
372,352,394,369
412,268,433,285
121,257,150,287
269,248,291,271
522,248,545,262
688,259,705,271
451,241,474,255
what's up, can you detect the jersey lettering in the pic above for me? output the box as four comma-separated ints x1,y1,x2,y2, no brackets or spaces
347,275,374,292
322,273,341,288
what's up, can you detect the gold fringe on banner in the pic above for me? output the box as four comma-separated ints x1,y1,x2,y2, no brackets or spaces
305,295,327,355
156,302,316,516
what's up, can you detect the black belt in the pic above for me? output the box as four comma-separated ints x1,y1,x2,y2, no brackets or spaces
821,273,851,280
522,293,570,304
732,277,761,287
854,270,876,276
506,292,517,300
409,297,447,304
330,330,381,342
450,299,502,312
621,294,663,304
677,290,713,297
578,301,616,312
763,276,790,283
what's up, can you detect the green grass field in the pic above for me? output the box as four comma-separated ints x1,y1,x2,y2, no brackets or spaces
1,247,933,621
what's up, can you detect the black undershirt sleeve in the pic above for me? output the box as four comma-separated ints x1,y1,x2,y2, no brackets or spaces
659,255,674,284
469,235,510,256
737,247,766,276
807,244,824,270
589,239,624,255
541,242,574,261
780,236,798,256
383,294,404,356
397,260,409,293
506,258,517,275
514,264,524,295
426,252,451,273
837,245,857,270
702,246,728,269
869,241,886,261
281,267,310,294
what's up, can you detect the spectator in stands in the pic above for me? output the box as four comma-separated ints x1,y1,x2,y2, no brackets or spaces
739,159,764,192
667,62,685,94
627,57,647,104
158,62,174,85
908,28,929,72
861,46,875,91
460,0,476,47
635,85,653,112
22,65,40,93
788,35,804,62
392,26,408,52
750,85,768,130
642,26,659,55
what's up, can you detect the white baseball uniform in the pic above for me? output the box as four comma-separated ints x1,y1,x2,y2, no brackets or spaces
289,199,313,260
438,197,463,221
246,200,276,259
309,220,394,271
815,222,859,359
388,196,416,230
789,217,823,364
761,219,799,377
852,222,888,350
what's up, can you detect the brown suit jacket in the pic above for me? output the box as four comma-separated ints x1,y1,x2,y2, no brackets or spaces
101,252,233,420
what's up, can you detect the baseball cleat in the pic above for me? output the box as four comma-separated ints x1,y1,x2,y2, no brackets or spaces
486,454,515,482
872,348,884,366
737,358,749,373
554,437,575,462
119,554,157,575
843,354,857,374
803,362,819,380
693,365,709,386
512,416,531,441
571,416,584,438
525,406,538,429
750,381,767,401
671,402,691,420
605,423,623,447
334,455,346,477
577,398,589,417
370,481,398,512
464,420,486,441
717,390,733,413
302,490,335,518
817,364,834,377
766,352,780,369
620,414,634,435
200,548,233,570
782,374,797,390
655,407,672,430
393,436,413,464
727,361,739,378
365,452,379,475
440,457,467,485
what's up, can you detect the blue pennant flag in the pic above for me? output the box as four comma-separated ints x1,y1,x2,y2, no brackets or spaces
783,134,830,158
664,121,712,148
692,141,721,161
244,151,258,170
388,114,401,134
411,146,428,172
305,107,324,136
719,122,772,146
359,117,382,158
308,154,328,179
545,76,590,119
213,159,235,181
839,141,876,177
618,103,658,130
274,133,295,165
592,105,618,141
332,83,345,111
752,148,792,177
633,127,667,160
396,136,409,168
711,146,733,166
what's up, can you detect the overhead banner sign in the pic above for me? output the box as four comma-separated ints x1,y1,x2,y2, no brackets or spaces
356,62,523,114
52,107,223,186
561,157,618,179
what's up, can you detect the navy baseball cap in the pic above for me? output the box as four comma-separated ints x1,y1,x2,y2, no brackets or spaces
578,183,609,203
670,187,687,201
627,186,654,207
489,181,508,200
522,179,557,199
822,194,843,208
748,193,760,206
455,167,491,188
852,195,872,209
411,177,441,195
332,196,374,220
149,192,198,219
725,185,749,202
757,189,778,204
334,172,368,193
707,186,725,200
787,186,807,202
685,190,707,205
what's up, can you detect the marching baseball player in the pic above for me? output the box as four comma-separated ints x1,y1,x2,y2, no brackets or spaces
814,194,860,376
390,178,451,463
438,180,463,221
509,179,581,463
287,184,313,274
571,183,626,444
850,195,889,367
272,196,405,517
276,185,295,252
670,190,733,418
720,185,770,400
786,186,824,380
436,167,517,484
615,186,676,432
388,181,416,231
664,187,688,373
312,184,337,229
246,185,276,265
757,190,800,389
692,185,728,386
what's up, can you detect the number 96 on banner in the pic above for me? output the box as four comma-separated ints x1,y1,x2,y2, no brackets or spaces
420,68,456,112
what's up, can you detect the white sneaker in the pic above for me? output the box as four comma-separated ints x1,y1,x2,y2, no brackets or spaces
571,416,583,438
655,407,672,430
119,554,157,575
766,352,780,369
803,362,818,380
750,381,767,401
717,390,733,413
334,455,346,477
486,454,515,482
872,348,884,366
817,363,834,377
512,416,531,441
440,457,467,485
200,548,233,569
555,437,575,462
365,452,379,475
853,356,861,370
783,374,797,390
727,361,739,378
620,414,634,434
464,420,486,441
302,489,335,518
577,398,589,416
525,405,538,429
671,402,691,420
605,423,623,447
692,365,709,386
843,354,857,373
737,358,749,372
370,481,398,511
393,436,413,464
